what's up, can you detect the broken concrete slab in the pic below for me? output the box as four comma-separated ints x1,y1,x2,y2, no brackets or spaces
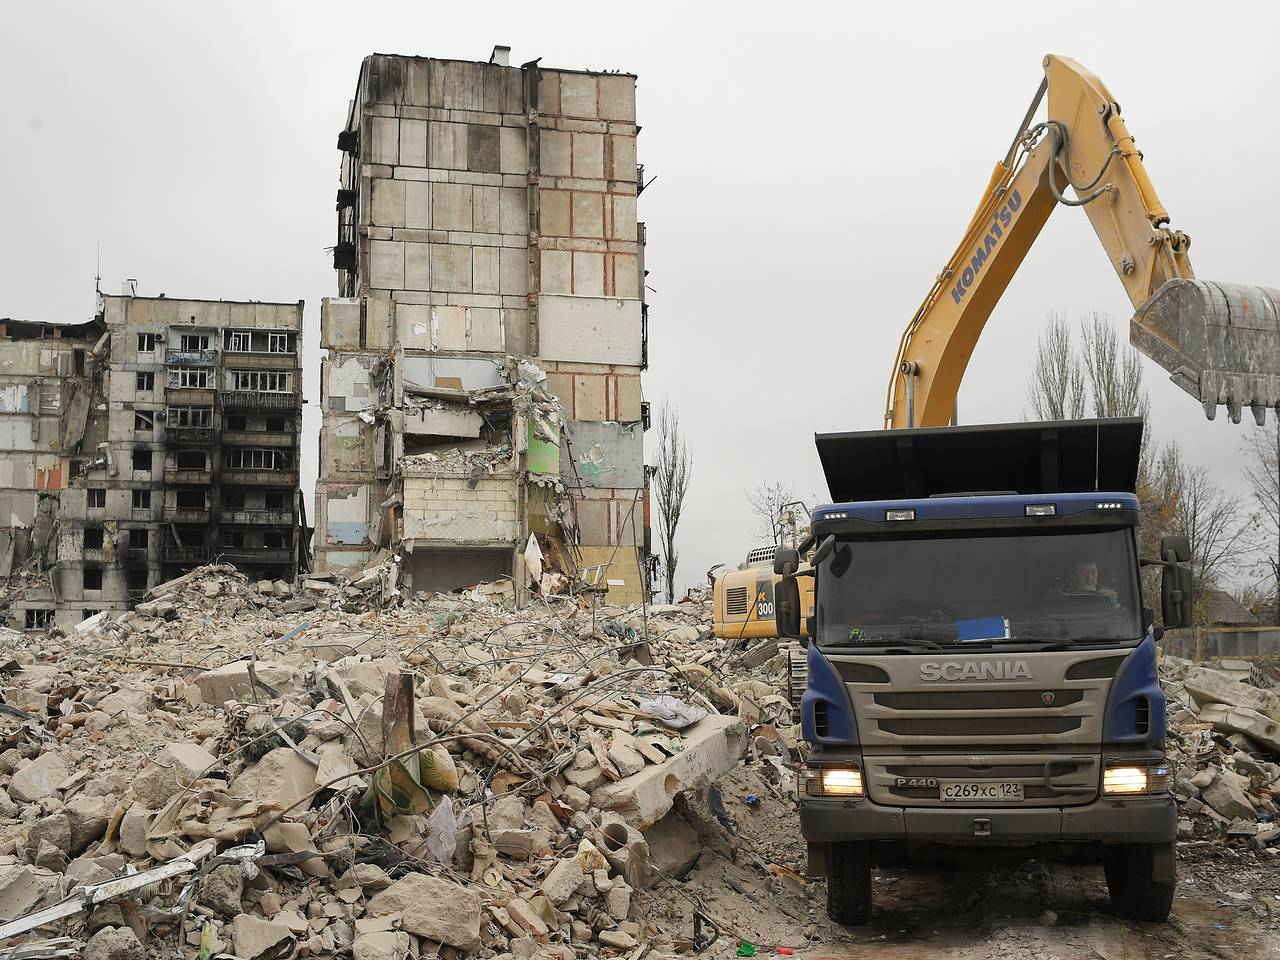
592,715,747,826
83,925,145,960
8,751,69,803
1203,769,1257,821
0,863,63,919
1184,666,1280,720
366,872,481,950
230,747,317,811
540,856,584,905
231,914,297,960
132,742,217,808
1198,702,1280,753
196,659,301,705
353,930,416,960
644,808,701,880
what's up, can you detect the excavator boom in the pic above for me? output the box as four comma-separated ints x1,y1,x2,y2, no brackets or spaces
886,54,1280,428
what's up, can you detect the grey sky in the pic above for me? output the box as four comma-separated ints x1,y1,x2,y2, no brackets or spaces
1,1,1272,594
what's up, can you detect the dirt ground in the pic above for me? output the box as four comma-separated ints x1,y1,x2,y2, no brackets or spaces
648,763,1280,959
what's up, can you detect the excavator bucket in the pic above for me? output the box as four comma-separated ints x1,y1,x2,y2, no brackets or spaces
1131,279,1280,424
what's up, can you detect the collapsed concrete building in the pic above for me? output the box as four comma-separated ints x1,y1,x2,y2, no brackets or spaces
3,292,308,630
317,47,652,601
0,316,106,628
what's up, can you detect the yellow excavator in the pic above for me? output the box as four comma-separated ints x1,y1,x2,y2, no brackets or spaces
715,53,1279,643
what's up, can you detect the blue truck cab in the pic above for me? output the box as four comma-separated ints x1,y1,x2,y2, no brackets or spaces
772,419,1192,925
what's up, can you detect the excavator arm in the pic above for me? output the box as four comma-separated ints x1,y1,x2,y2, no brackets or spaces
886,54,1279,428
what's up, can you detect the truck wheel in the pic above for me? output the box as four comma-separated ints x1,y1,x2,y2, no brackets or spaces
1103,843,1175,922
826,841,873,925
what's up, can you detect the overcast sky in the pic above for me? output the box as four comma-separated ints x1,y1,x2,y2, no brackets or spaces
1,1,1273,595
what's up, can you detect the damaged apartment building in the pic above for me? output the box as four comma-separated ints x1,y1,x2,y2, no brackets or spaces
317,47,651,601
2,292,307,630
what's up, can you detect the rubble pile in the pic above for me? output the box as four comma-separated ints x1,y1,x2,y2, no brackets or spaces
0,566,801,958
1163,655,1280,847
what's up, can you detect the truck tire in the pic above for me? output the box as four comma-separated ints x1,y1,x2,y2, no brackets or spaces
1103,843,1175,922
826,841,873,925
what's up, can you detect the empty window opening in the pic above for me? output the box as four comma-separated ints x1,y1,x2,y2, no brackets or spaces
83,528,104,549
223,531,245,549
74,350,86,375
179,333,210,352
264,491,286,509
131,489,151,509
25,609,54,629
226,415,247,430
82,609,101,622
83,567,103,591
126,567,148,591
70,460,85,480
264,531,287,549
223,489,245,510
134,411,154,432
87,488,106,509
176,489,204,510
132,450,152,472
131,529,149,548
265,417,286,431
175,450,206,470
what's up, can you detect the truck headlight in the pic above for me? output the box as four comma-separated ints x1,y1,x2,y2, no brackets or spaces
1103,760,1172,796
800,764,864,798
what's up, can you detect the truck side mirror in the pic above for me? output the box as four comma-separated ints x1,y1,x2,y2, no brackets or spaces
773,548,800,577
810,535,836,567
1161,564,1194,628
775,576,802,639
1160,535,1191,564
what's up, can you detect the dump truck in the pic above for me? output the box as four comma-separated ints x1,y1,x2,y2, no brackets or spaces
774,418,1192,925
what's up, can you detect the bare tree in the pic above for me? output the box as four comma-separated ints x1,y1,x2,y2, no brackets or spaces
1026,312,1087,421
652,401,692,604
1080,312,1150,420
746,481,795,543
1242,422,1280,619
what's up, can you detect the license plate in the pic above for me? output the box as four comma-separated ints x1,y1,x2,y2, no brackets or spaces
939,780,1024,802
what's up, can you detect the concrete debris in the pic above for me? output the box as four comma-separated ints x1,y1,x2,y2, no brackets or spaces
0,562,794,957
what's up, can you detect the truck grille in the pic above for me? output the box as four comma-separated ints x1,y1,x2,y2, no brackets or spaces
878,716,1082,737
724,586,750,616
875,690,1083,710
865,754,1100,807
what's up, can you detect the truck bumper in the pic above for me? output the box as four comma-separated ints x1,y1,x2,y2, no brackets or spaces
800,795,1177,845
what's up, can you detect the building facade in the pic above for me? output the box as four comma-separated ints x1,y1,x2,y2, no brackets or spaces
4,292,307,630
317,48,651,601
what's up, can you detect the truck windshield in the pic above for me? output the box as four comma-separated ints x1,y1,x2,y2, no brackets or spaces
818,528,1142,647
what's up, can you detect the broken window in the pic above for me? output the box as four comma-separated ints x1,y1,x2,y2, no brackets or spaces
137,333,157,353
83,566,103,591
223,531,244,548
226,331,251,352
264,531,286,549
132,489,151,509
87,488,106,509
226,415,247,430
135,372,154,392
126,567,148,591
24,609,54,629
180,333,210,352
131,529,149,548
223,489,245,509
174,450,206,470
83,527,104,548
264,491,286,509
230,370,292,393
224,448,292,470
168,367,212,389
176,490,204,510
74,350,85,375
81,609,101,622
268,332,291,353
70,460,85,480
168,406,213,428
134,411,154,432
265,417,286,431
132,450,152,472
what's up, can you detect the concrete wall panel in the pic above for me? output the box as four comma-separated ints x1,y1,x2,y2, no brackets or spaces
538,295,643,366
561,422,644,488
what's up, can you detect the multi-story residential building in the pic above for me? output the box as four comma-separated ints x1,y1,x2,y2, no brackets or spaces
317,47,651,602
4,291,307,630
